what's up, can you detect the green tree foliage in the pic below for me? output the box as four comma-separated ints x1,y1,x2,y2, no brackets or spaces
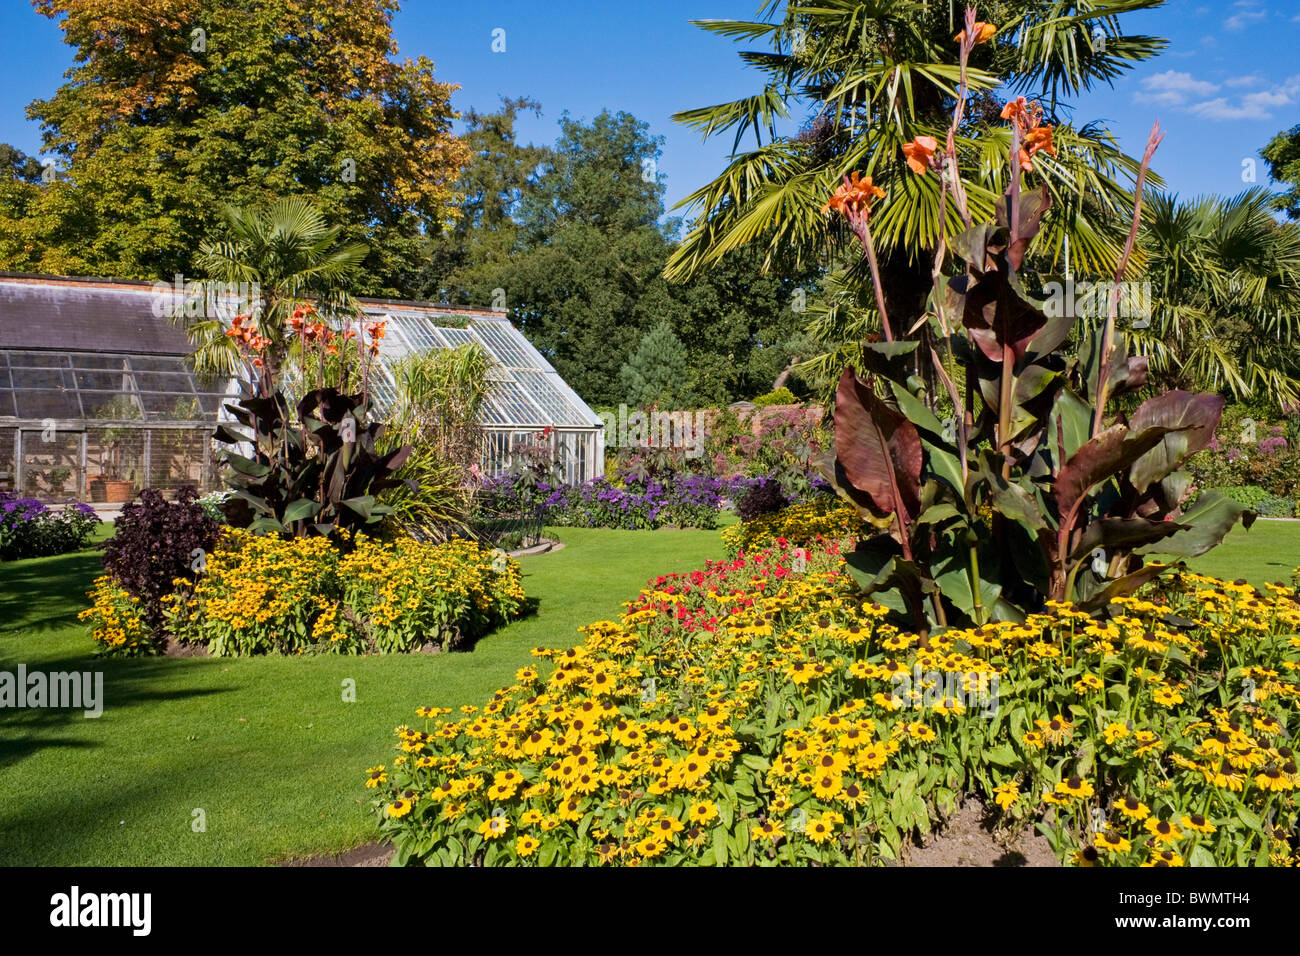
0,144,51,269
618,320,694,407
669,243,820,405
1262,124,1300,222
186,197,369,382
416,97,551,302
667,0,1168,385
0,144,44,183
2,0,467,291
428,108,670,405
1132,189,1300,407
523,110,666,237
430,105,818,406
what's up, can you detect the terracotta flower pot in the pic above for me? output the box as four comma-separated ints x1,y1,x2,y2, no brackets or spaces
90,478,134,503
102,479,135,503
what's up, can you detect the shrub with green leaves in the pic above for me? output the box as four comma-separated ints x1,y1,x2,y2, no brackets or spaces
1209,485,1295,518
217,387,412,541
752,386,798,407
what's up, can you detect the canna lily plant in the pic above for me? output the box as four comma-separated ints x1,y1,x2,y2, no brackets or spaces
216,306,413,542
819,7,1254,633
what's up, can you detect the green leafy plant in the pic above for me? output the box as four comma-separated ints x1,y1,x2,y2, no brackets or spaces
380,343,496,540
1208,485,1295,519
751,386,798,407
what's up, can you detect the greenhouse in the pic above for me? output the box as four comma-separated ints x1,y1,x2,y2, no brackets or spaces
358,297,606,485
0,274,233,503
0,274,605,504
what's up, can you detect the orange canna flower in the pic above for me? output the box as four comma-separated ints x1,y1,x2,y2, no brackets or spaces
1000,97,1029,123
1019,125,1058,172
822,171,886,220
901,135,939,175
954,21,996,45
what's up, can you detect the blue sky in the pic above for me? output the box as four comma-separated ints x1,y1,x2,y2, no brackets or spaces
0,0,1297,215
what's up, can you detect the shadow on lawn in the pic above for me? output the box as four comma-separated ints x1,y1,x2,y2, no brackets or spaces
452,595,541,654
0,548,104,635
0,653,236,772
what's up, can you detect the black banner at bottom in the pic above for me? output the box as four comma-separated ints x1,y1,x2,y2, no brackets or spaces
3,864,1284,942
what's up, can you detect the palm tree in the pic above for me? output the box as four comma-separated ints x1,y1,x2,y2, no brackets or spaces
181,197,369,385
1130,188,1300,406
664,1,1168,337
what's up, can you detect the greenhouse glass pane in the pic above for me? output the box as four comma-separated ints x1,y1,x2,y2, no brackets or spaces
74,369,133,391
470,321,540,370
15,389,79,419
128,356,191,373
81,392,143,419
193,372,227,393
512,371,587,426
198,393,226,416
11,366,73,390
489,380,545,425
434,326,477,347
141,393,203,419
479,397,507,425
5,352,70,369
70,354,130,371
363,361,398,414
132,371,196,393
392,316,444,352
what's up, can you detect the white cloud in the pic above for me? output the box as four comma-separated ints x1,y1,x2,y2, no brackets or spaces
1145,71,1219,96
1134,70,1219,107
1187,76,1300,120
1225,0,1267,31
1189,97,1266,120
1134,65,1300,122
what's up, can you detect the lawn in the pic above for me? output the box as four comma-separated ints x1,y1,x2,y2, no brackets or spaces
0,525,727,866
1185,517,1300,586
0,516,1295,867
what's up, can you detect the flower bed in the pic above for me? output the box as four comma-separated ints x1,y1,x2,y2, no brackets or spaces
82,530,527,657
721,495,867,556
478,472,733,531
366,542,1300,867
0,493,98,561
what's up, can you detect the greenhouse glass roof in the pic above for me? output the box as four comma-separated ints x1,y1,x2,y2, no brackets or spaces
0,276,601,434
358,302,602,430
0,349,229,422
0,275,231,423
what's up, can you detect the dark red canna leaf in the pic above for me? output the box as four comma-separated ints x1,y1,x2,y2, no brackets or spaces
833,368,923,527
1127,390,1224,493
